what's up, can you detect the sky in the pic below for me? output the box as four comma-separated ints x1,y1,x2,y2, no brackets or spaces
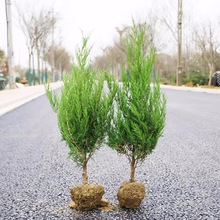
1,0,220,68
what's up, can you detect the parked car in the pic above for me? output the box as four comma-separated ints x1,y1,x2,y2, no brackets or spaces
211,71,220,86
0,72,6,90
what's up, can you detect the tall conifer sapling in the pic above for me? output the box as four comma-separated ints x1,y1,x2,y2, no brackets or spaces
108,21,166,208
45,36,116,210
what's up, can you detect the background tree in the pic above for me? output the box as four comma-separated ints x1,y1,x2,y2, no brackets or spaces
16,4,57,85
154,53,176,84
193,23,220,85
93,18,158,80
16,7,35,85
45,44,71,80
0,49,8,77
32,9,57,84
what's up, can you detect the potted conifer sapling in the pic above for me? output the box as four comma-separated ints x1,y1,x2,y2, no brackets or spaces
45,37,116,210
108,21,166,208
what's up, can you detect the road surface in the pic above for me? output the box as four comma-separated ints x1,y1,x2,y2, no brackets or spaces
0,89,219,219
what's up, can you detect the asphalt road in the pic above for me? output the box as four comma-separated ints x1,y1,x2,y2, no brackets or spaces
0,89,219,220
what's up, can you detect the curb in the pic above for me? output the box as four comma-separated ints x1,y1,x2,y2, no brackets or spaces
0,82,62,117
160,84,220,94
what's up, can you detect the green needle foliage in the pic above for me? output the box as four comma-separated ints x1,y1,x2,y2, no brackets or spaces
45,36,116,184
108,21,166,182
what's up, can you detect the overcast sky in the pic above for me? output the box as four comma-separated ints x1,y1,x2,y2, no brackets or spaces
1,0,220,68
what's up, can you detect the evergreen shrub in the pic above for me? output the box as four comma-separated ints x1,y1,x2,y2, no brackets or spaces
45,37,116,184
108,21,166,183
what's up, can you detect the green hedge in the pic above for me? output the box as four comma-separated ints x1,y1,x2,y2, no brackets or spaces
183,72,209,86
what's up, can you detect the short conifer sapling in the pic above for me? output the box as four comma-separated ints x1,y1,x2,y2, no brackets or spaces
45,37,116,210
108,21,166,208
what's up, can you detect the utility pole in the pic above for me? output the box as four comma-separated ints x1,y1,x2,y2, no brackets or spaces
5,0,14,89
51,8,55,82
177,0,183,86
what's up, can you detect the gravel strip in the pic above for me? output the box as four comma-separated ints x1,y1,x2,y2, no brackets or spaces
0,90,220,220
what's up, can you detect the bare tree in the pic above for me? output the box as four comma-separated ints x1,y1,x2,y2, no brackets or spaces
115,19,158,56
16,4,57,85
194,23,220,85
157,1,178,42
16,8,35,85
45,44,71,80
54,46,71,74
33,9,57,84
93,19,158,79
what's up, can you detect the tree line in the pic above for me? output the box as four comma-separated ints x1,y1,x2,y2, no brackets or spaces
15,5,71,85
92,2,220,87
3,1,220,87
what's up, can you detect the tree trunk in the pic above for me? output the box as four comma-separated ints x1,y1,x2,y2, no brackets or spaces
41,58,44,83
130,155,136,183
31,51,36,86
208,62,215,86
29,53,31,72
36,39,41,85
82,161,88,185
28,52,32,86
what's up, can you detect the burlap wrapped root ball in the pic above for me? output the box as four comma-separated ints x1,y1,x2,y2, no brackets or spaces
117,181,146,208
70,184,107,210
